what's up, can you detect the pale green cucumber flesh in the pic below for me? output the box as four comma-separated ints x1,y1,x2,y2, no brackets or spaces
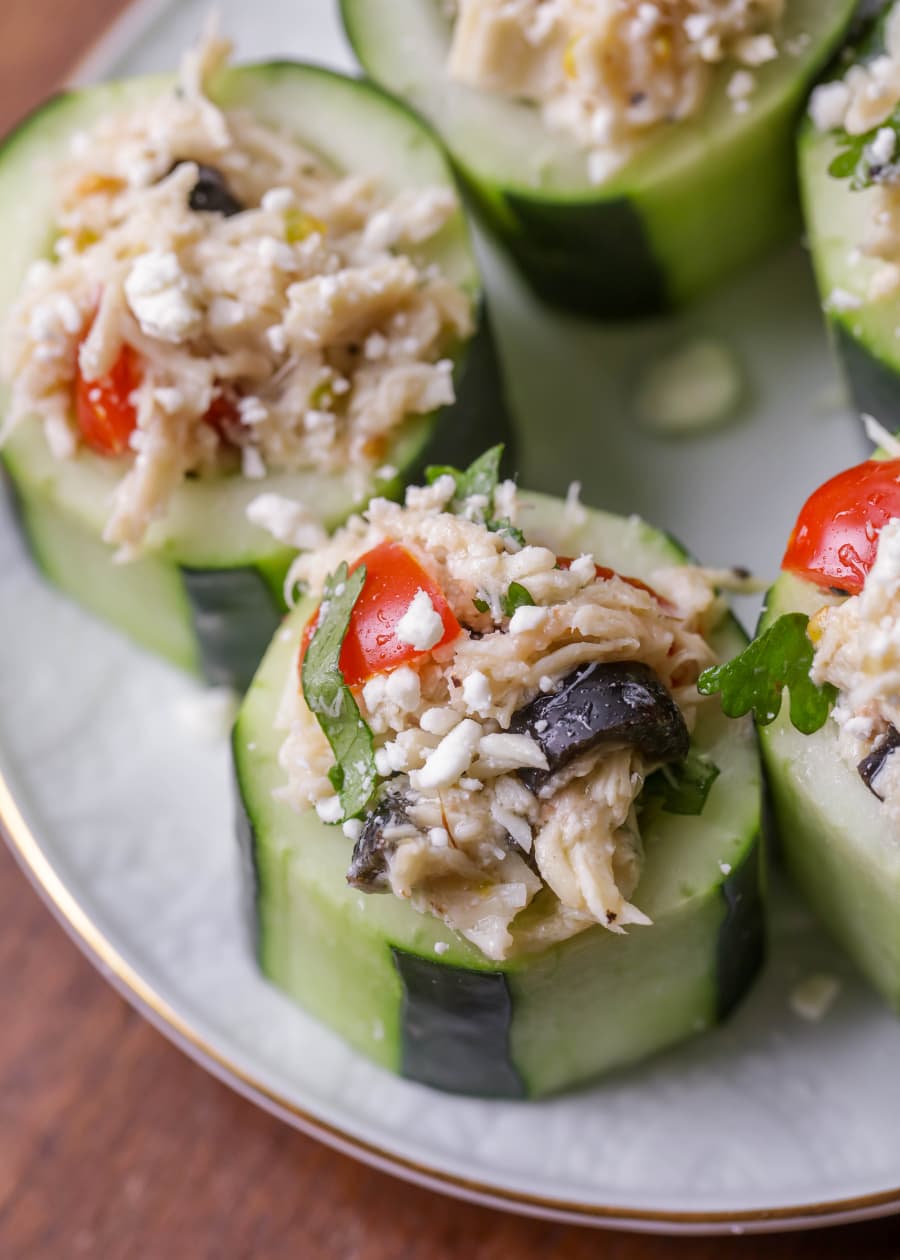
234,492,764,1097
342,0,856,314
759,571,900,1007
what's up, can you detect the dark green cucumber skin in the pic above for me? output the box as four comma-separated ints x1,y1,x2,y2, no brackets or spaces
833,322,900,433
391,948,525,1098
181,566,285,692
465,180,666,319
716,827,765,1020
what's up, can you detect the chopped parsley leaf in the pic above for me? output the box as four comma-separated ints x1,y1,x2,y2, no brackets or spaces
501,582,535,618
698,613,836,735
642,750,720,817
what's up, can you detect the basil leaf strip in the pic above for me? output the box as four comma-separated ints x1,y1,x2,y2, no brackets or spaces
301,562,377,821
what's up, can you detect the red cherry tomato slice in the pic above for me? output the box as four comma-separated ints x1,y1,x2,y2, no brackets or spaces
75,342,141,456
301,541,462,687
556,556,668,606
782,458,900,594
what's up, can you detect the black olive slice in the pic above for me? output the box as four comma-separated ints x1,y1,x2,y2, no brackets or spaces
509,661,689,793
858,726,900,800
169,159,245,217
347,790,415,893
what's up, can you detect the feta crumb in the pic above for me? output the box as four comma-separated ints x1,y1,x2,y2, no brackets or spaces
429,827,450,848
790,974,841,1022
434,941,450,955
727,70,756,102
718,861,732,876
246,493,328,551
124,249,202,343
261,186,294,212
342,819,363,842
826,287,862,313
870,126,897,167
384,665,421,711
809,80,850,132
395,589,445,651
735,33,777,67
241,446,266,480
420,707,460,736
315,796,343,824
477,732,548,774
461,670,493,716
153,386,185,414
508,605,548,634
411,719,482,790
266,324,288,354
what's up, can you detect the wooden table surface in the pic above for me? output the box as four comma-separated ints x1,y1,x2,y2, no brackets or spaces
3,2,900,1256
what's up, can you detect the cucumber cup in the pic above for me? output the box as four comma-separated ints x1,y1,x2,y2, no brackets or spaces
343,0,856,317
234,485,763,1099
799,1,900,428
0,63,509,690
701,448,900,1008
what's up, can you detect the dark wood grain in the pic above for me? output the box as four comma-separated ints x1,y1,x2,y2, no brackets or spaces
2,3,900,1257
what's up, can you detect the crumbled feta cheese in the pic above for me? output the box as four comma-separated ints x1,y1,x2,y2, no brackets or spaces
790,974,841,1022
420,706,460,736
342,819,363,842
718,861,732,876
246,493,328,551
429,827,450,848
315,796,343,824
261,186,294,212
395,589,445,651
153,386,185,414
870,126,897,168
462,670,493,716
410,719,482,790
477,732,548,774
384,665,421,712
727,70,756,102
508,605,548,634
241,446,266,480
124,249,202,343
809,80,851,132
735,33,777,67
826,288,862,313
434,941,450,955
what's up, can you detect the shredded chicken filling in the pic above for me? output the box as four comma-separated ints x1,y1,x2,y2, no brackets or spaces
272,476,725,960
447,0,782,181
1,32,471,553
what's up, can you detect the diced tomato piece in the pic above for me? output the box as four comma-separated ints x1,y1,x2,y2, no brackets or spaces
782,459,900,594
75,342,140,456
301,541,462,687
202,391,241,440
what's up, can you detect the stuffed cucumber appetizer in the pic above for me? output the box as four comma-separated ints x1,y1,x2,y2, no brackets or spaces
700,436,900,1007
234,449,763,1098
0,33,507,689
800,1,900,427
342,0,856,317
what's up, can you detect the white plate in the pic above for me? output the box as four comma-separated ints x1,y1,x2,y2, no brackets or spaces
3,0,900,1237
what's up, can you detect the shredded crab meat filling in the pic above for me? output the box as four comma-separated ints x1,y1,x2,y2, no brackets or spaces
273,476,725,960
447,0,782,181
809,8,900,303
0,31,470,554
809,517,900,822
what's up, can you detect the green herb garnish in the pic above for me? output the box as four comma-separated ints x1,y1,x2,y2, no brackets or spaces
301,562,377,821
501,582,535,618
642,751,721,817
427,444,503,508
472,596,490,614
697,613,836,735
